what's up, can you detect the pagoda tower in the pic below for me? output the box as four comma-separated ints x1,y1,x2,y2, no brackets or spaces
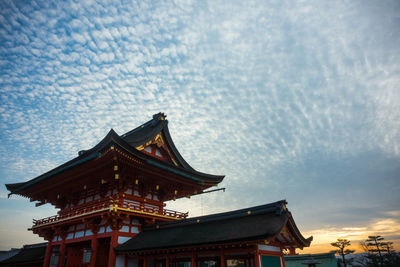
6,113,224,267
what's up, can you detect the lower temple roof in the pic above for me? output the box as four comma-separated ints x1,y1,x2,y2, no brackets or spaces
0,243,46,265
115,200,312,253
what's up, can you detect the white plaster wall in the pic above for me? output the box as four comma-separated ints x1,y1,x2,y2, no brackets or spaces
115,255,124,267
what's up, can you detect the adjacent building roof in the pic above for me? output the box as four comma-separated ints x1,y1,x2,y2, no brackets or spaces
115,200,312,253
6,113,224,198
0,243,46,266
0,249,20,262
285,252,337,267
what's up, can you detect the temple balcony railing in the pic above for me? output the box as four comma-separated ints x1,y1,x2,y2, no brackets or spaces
32,198,188,227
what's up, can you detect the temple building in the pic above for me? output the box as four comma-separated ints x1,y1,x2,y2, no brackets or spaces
5,113,312,267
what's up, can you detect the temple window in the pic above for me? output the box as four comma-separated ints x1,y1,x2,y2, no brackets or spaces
82,248,92,263
49,247,60,267
177,261,191,267
200,260,219,267
225,256,254,267
226,259,246,267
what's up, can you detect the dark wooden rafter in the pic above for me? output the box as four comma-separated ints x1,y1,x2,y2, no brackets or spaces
53,225,69,240
26,151,117,204
32,228,54,241
82,217,102,234
102,208,127,231
121,241,257,256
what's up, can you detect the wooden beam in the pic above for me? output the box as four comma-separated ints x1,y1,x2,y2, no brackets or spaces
35,201,46,207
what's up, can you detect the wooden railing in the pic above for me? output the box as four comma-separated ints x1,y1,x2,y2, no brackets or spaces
117,198,188,219
32,200,110,226
32,198,188,227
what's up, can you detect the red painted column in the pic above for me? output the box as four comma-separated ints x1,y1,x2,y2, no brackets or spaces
108,233,118,267
191,251,196,267
288,248,296,255
166,256,169,267
124,254,128,267
42,241,52,267
89,235,98,267
281,255,287,267
57,241,66,267
143,256,147,267
254,246,260,267
220,249,225,267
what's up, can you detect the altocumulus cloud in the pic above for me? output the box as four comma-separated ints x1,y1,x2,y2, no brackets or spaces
0,0,399,250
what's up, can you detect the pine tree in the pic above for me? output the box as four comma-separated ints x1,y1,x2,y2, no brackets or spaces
364,236,399,266
366,236,384,265
331,239,355,267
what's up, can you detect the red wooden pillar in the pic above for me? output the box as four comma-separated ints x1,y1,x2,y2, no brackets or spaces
281,255,287,267
166,256,169,267
288,248,296,255
124,254,128,267
220,249,225,267
191,251,196,267
43,241,52,267
254,246,260,267
89,236,98,267
143,256,147,267
108,233,118,267
57,241,66,267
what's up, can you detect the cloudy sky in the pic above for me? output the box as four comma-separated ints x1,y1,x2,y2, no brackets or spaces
0,0,399,253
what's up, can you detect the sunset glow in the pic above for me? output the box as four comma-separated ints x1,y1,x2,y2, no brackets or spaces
301,217,400,254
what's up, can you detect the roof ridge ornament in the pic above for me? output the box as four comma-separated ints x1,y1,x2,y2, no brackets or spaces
153,112,166,121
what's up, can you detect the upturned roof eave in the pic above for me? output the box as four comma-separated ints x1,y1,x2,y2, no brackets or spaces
4,129,120,197
6,126,224,196
121,113,210,173
286,212,313,248
110,133,225,184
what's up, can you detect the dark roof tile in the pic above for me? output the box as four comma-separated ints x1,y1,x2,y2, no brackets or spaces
115,200,312,252
0,243,46,264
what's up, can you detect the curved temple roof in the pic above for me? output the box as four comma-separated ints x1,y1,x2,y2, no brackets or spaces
115,200,313,253
6,113,225,197
0,243,47,265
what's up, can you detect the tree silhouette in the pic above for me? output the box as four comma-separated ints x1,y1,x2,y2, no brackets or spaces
366,235,384,265
331,239,355,267
364,235,397,266
381,241,394,254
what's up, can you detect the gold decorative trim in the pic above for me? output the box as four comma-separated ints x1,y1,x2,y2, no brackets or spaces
136,133,179,166
32,205,182,229
116,207,181,220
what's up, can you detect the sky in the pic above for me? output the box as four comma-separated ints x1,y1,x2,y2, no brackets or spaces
0,0,399,254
